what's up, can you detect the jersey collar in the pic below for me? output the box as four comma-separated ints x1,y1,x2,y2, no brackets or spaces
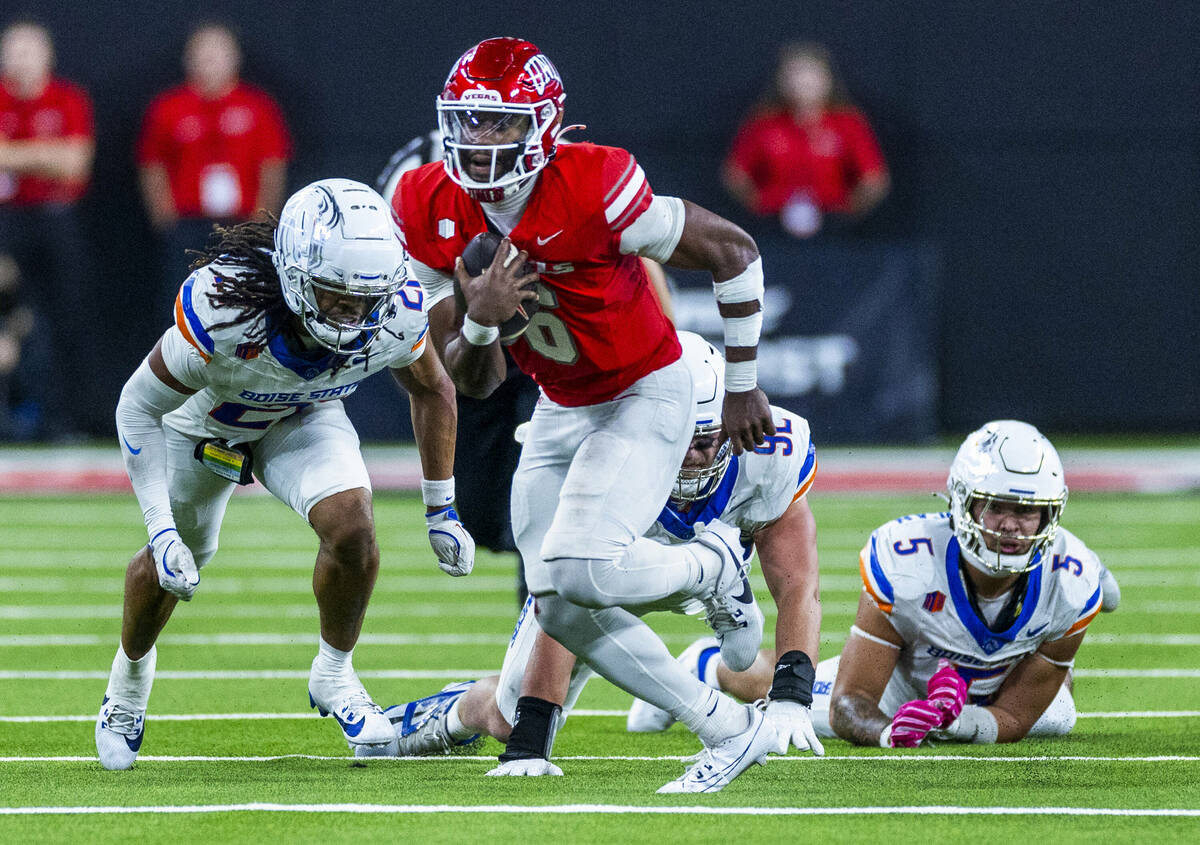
267,331,352,380
945,536,1043,655
656,455,740,540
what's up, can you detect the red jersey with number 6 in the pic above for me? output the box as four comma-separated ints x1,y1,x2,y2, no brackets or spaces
394,142,680,406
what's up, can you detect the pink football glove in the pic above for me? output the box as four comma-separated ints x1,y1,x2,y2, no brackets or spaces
926,659,967,728
888,699,943,748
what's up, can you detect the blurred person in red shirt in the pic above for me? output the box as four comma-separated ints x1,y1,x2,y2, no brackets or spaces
138,22,291,318
0,19,94,438
723,42,889,239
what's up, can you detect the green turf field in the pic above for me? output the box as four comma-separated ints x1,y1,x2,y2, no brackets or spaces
1,492,1198,843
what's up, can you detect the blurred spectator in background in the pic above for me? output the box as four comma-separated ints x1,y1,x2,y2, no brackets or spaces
0,19,94,439
723,42,889,239
138,22,290,320
0,252,49,440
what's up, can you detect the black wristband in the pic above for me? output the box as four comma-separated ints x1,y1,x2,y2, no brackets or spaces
768,650,815,706
498,696,562,763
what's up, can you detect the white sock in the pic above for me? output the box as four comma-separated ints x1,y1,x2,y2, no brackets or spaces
699,647,722,690
312,637,354,684
105,645,156,710
680,689,750,746
445,698,473,741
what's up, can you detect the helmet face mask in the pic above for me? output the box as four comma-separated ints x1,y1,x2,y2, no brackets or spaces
273,179,407,354
437,38,565,201
947,420,1068,576
671,332,732,505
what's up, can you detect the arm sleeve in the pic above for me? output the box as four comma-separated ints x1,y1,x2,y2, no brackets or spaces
618,194,685,262
114,356,195,541
409,256,456,311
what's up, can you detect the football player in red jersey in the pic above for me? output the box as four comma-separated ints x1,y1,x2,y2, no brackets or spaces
393,37,786,793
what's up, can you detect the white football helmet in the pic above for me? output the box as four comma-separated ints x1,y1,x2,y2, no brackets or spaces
947,420,1068,576
672,332,733,504
273,178,407,354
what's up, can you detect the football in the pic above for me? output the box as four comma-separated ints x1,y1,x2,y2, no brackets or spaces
455,231,541,344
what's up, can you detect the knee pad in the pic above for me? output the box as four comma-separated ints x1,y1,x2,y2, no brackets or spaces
548,557,617,609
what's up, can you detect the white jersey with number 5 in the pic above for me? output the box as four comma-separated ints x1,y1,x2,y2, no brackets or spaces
159,262,430,443
858,512,1103,707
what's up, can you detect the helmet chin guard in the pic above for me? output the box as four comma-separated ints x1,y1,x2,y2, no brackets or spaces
946,420,1068,576
672,331,732,505
272,179,408,354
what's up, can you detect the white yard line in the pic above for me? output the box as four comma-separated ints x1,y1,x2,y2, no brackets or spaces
0,803,1197,817
4,710,1198,724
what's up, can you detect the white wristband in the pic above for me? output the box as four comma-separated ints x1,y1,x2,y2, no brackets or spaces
724,359,757,393
421,477,455,508
879,724,893,748
942,705,999,744
723,312,763,349
461,316,499,346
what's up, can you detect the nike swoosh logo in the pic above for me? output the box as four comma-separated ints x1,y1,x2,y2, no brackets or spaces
735,579,754,604
536,230,563,246
334,712,367,737
125,728,144,752
1025,623,1049,637
122,436,142,455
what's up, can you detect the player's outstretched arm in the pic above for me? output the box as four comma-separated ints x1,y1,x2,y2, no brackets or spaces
665,201,772,454
829,593,904,746
116,339,201,599
755,498,824,754
391,343,475,577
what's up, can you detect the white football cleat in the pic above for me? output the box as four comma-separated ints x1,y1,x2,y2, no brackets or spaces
695,521,763,672
380,681,481,757
485,758,564,776
308,670,394,754
656,704,778,794
1099,563,1121,613
95,695,145,771
627,636,722,733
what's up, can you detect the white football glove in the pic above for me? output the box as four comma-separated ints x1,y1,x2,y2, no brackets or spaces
149,528,199,600
485,758,563,777
425,506,475,577
765,699,825,756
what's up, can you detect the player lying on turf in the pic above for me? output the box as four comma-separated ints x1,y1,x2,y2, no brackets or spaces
374,332,824,768
817,420,1118,746
95,179,474,769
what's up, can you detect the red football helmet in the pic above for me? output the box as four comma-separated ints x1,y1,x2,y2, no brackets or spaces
437,37,566,201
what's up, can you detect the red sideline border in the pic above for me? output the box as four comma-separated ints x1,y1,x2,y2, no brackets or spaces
1,463,1195,496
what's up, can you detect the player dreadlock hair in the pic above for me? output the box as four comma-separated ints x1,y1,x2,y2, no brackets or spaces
188,215,292,344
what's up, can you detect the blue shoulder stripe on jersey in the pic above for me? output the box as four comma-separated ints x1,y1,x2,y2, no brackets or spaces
945,537,1043,654
1079,584,1101,617
797,440,816,485
181,273,215,353
656,455,741,541
868,535,895,604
